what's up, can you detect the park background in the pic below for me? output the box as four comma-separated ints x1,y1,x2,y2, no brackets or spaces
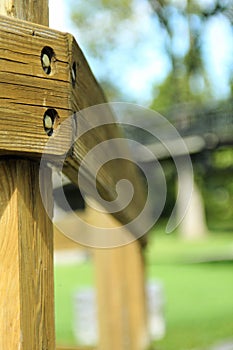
49,1,233,349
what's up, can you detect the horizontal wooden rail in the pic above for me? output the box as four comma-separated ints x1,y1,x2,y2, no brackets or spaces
0,15,147,238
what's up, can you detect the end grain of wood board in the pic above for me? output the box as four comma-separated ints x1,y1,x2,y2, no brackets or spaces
0,15,107,156
0,15,80,156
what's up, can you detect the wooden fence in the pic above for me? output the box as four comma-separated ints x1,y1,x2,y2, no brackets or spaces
0,1,148,349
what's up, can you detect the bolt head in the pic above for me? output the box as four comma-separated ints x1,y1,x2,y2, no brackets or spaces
42,54,50,68
44,115,53,129
72,68,76,82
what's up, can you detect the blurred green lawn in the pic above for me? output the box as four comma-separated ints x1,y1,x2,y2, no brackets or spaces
55,227,233,349
55,262,95,346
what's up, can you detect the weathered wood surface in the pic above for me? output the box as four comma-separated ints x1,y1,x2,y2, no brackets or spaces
94,241,148,350
0,15,111,156
0,14,147,236
92,207,148,350
0,0,49,26
0,160,55,349
0,2,147,350
0,15,83,156
0,1,56,349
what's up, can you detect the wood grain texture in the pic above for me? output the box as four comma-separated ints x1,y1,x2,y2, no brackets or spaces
0,15,148,237
94,244,148,350
0,0,49,25
0,3,55,349
0,15,74,156
93,237,148,350
0,160,55,349
0,15,108,156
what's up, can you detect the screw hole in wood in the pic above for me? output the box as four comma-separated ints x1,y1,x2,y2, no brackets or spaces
41,46,55,75
43,109,60,136
71,62,77,87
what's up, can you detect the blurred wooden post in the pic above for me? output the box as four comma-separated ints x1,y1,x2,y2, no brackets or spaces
54,201,149,350
0,1,55,349
90,204,148,350
94,241,148,350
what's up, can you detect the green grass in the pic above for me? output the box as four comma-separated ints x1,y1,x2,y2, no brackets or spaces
54,262,95,346
146,228,233,264
146,227,233,349
54,227,233,349
147,263,233,350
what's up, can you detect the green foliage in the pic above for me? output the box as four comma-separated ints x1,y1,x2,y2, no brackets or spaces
202,171,233,230
213,147,233,169
71,0,232,104
150,0,233,111
193,148,233,231
71,0,133,58
70,0,233,235
151,70,206,113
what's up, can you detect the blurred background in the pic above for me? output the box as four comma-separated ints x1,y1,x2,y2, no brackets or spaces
49,0,233,349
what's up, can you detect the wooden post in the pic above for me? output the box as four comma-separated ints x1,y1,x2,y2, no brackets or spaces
54,203,148,349
0,1,149,349
94,241,148,350
0,0,49,26
90,204,148,350
0,1,55,349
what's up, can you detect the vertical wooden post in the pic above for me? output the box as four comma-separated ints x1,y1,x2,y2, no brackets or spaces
0,2,55,349
0,0,49,26
0,161,55,349
71,204,149,350
94,241,148,350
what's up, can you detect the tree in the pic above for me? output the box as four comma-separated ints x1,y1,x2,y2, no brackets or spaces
71,0,233,105
70,0,233,234
149,0,233,112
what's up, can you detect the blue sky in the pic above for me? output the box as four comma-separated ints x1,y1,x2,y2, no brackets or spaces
49,0,233,105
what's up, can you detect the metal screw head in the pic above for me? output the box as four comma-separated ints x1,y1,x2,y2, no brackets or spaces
42,54,50,68
41,46,55,75
44,114,53,129
72,62,77,87
43,109,60,136
72,67,76,82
